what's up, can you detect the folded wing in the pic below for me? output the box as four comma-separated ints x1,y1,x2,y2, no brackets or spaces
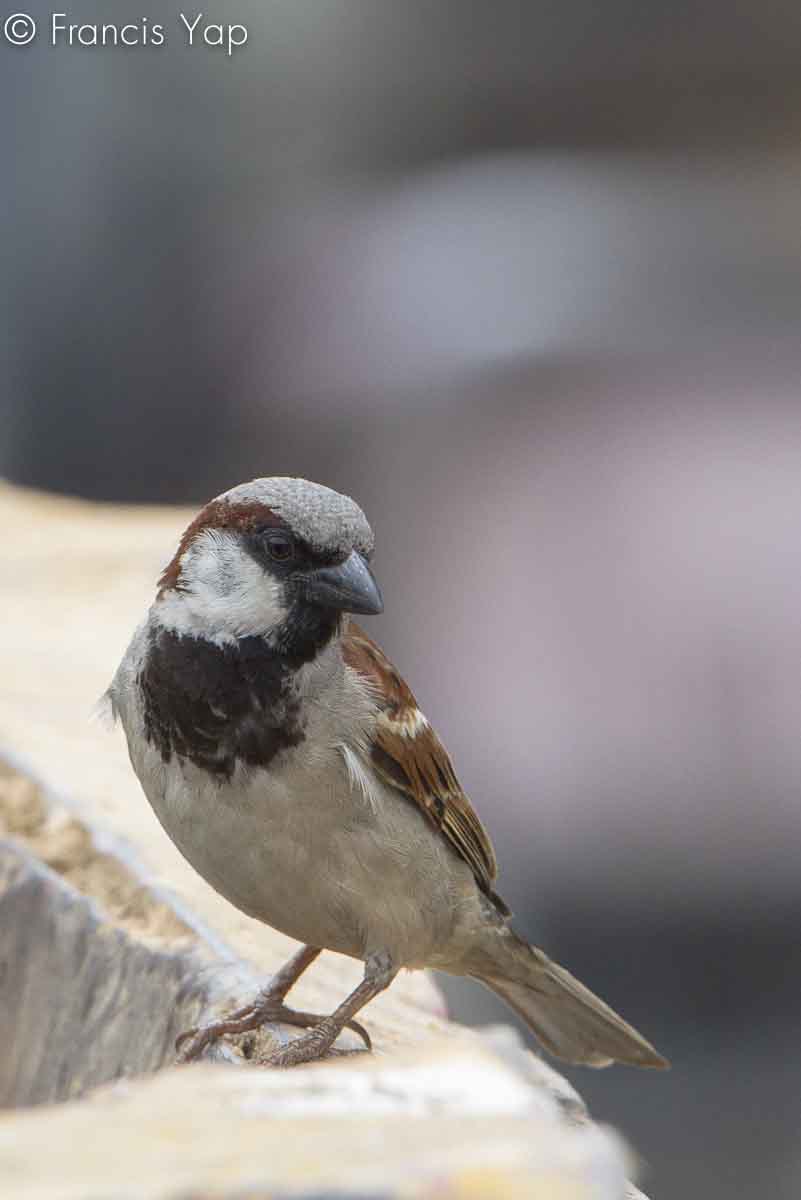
342,622,508,913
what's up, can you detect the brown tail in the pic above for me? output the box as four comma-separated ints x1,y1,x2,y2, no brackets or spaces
475,931,668,1070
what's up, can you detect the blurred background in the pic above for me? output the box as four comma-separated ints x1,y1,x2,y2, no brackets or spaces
3,3,801,1195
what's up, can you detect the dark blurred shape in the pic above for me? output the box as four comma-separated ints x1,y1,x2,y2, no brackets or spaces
6,0,801,500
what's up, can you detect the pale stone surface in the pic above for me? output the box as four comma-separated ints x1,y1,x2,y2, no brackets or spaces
0,481,649,1198
0,1044,635,1200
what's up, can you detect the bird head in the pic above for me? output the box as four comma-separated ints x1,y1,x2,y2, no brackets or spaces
154,477,383,648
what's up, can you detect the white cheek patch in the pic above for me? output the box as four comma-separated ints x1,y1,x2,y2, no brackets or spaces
157,531,289,643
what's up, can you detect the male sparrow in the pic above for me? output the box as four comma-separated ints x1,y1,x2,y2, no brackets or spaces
107,477,667,1070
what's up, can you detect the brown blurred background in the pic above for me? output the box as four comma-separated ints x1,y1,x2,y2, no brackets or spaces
3,4,801,1195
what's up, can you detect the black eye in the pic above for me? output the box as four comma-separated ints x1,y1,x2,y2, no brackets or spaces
266,534,295,562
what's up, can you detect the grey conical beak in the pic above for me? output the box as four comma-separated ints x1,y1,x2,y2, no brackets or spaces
304,550,384,615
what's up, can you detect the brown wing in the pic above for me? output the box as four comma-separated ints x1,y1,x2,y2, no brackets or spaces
342,622,507,912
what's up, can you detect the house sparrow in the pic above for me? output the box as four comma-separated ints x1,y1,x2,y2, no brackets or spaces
107,476,667,1070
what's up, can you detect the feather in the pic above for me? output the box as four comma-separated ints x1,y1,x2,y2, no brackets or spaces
342,623,508,914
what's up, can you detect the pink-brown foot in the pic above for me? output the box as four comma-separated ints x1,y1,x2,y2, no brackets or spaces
175,1000,370,1063
175,946,394,1067
262,1017,342,1068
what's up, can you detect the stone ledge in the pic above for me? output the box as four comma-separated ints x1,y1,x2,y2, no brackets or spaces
0,1035,637,1200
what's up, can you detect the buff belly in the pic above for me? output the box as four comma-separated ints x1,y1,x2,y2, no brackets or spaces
132,737,478,971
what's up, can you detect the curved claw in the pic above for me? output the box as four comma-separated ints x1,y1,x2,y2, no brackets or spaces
267,1005,372,1051
175,1008,263,1062
345,1018,371,1050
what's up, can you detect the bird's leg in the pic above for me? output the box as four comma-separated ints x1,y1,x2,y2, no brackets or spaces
176,944,364,1062
265,950,398,1068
